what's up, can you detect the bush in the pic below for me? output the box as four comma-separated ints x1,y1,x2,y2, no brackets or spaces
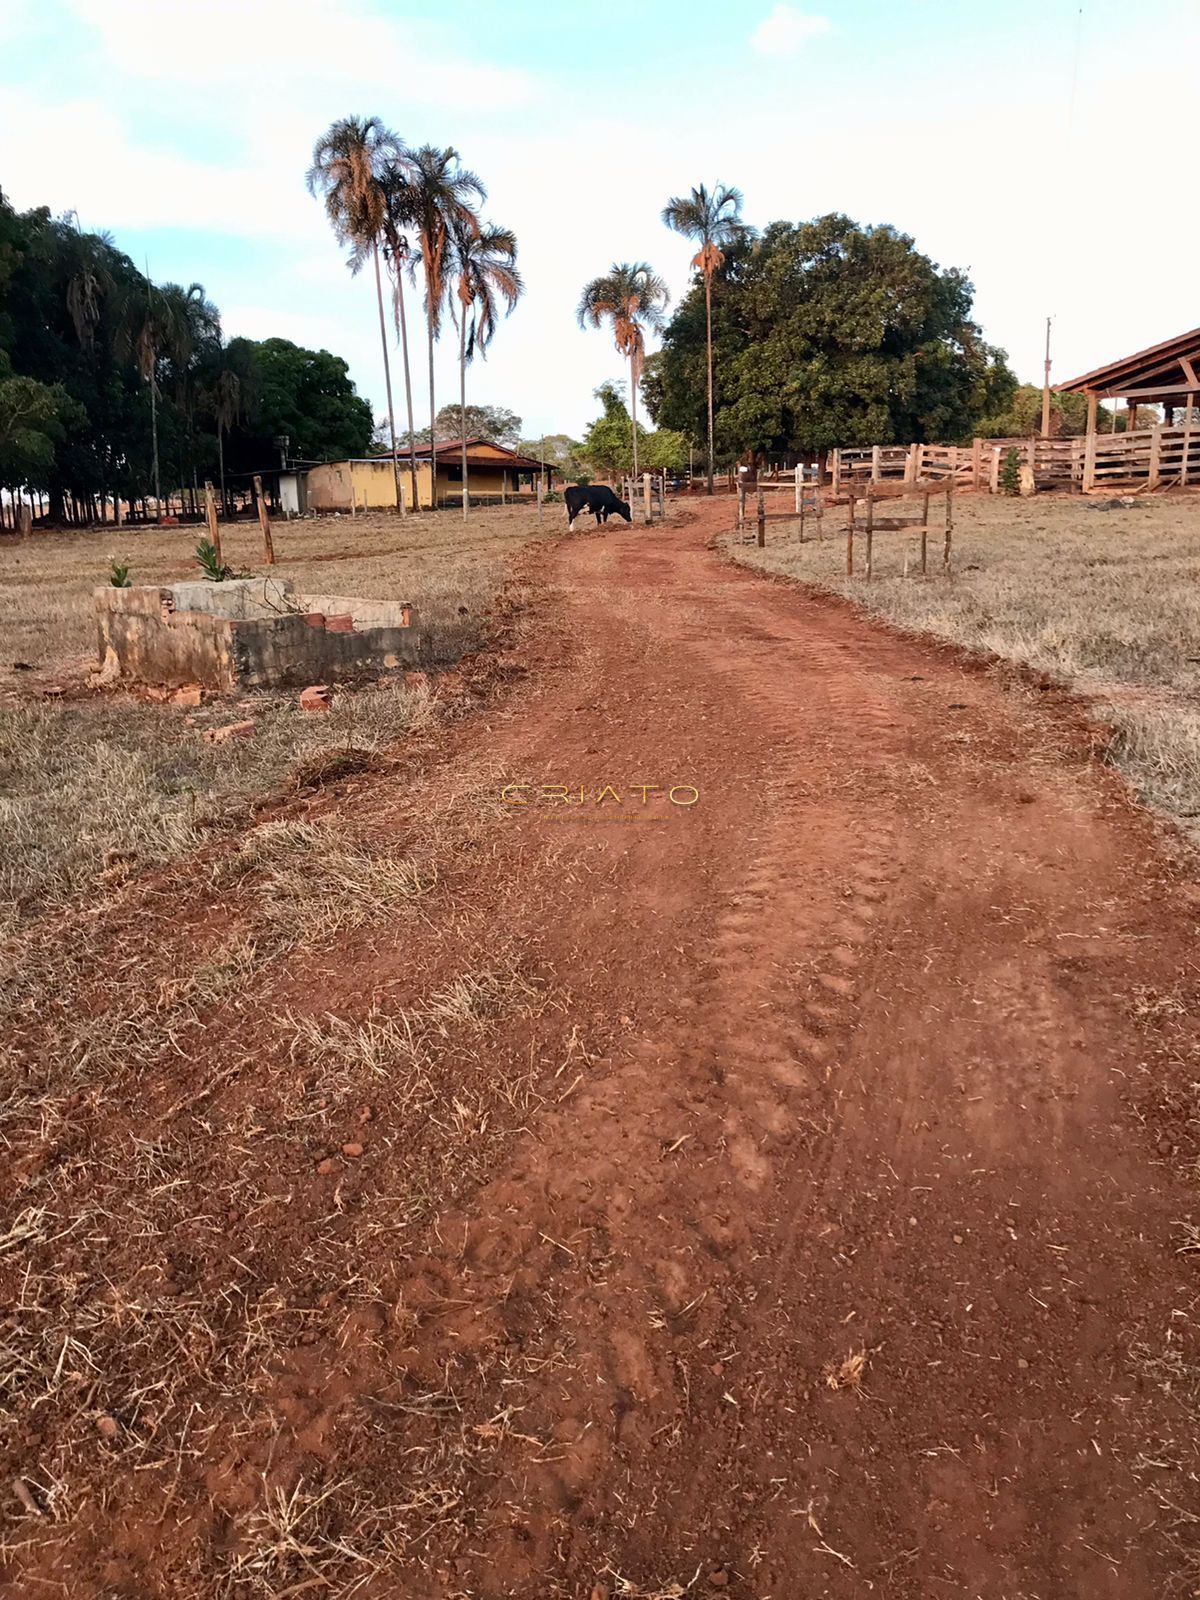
1000,448,1021,496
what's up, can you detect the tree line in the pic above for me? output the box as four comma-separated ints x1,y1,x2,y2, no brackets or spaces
0,191,376,525
578,190,1022,492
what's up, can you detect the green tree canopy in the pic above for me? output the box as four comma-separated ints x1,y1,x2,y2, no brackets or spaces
580,382,686,478
976,381,1113,438
644,214,1015,457
0,187,374,518
237,337,373,462
518,432,588,479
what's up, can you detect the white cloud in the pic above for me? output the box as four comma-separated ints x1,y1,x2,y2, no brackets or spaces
750,4,831,56
67,0,532,111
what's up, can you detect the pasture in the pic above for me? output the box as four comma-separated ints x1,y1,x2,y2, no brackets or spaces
0,506,550,936
733,490,1200,825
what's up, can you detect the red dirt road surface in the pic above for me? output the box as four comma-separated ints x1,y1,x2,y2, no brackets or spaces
6,500,1200,1598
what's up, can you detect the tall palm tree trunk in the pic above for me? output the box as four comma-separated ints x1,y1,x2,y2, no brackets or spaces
630,352,639,482
704,272,715,495
373,243,403,513
394,268,421,513
149,371,160,515
427,315,437,509
459,312,469,522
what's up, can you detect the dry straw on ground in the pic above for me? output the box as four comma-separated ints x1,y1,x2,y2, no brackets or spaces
0,505,548,935
736,491,1200,823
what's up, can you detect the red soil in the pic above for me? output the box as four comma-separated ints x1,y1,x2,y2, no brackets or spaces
5,500,1200,1598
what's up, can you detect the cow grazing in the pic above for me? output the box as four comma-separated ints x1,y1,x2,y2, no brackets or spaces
565,484,632,531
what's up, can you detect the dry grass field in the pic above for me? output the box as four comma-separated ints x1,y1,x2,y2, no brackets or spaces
734,489,1200,824
0,505,550,935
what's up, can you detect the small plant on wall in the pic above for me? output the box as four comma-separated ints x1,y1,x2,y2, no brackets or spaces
1000,448,1021,496
195,538,233,582
108,559,133,588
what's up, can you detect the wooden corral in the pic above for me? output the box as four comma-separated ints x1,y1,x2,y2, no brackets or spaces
846,478,954,579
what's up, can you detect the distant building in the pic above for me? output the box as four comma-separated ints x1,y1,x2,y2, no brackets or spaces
304,439,552,513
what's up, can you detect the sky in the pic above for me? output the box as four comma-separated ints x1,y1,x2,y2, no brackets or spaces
2,0,1199,442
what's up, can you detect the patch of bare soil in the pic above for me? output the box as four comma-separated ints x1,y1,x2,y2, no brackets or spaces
4,501,1200,1598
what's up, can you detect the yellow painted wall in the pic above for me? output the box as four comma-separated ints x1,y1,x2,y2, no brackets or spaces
353,459,434,510
306,455,537,512
306,459,434,512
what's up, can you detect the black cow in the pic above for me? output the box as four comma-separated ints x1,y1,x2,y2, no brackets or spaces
565,484,632,530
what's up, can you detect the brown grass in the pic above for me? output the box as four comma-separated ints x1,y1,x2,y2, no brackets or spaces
734,490,1200,823
0,505,548,935
0,503,551,674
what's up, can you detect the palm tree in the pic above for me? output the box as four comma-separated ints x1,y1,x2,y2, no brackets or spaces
407,145,486,496
450,221,522,519
162,282,220,514
577,264,669,481
662,184,747,494
307,116,405,510
123,278,193,516
376,162,423,513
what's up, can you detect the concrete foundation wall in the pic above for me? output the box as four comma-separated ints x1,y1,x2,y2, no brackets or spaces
96,579,439,692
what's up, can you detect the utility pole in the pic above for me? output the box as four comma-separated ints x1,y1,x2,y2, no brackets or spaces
1041,315,1053,438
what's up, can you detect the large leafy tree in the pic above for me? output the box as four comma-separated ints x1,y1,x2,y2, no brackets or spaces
307,115,405,507
450,221,522,517
977,381,1110,439
443,403,522,446
517,432,586,480
645,214,1014,458
577,263,670,480
227,337,373,465
661,184,749,493
582,382,644,478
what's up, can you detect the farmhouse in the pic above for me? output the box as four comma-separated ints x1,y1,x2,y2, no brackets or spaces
1057,326,1200,489
303,438,552,513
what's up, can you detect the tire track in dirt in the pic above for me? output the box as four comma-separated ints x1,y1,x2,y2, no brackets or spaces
10,502,1200,1599
391,508,1200,1599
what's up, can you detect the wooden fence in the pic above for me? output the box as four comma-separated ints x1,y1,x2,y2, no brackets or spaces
829,423,1200,495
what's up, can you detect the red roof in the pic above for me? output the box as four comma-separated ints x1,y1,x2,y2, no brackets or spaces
404,437,548,471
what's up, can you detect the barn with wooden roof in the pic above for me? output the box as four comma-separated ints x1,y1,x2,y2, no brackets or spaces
1056,328,1200,489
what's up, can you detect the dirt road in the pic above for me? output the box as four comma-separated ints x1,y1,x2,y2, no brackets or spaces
8,500,1200,1597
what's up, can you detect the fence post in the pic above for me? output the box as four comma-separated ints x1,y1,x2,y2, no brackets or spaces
643,472,652,524
205,480,222,566
756,489,766,548
871,444,882,482
1183,400,1196,487
906,442,919,482
944,481,954,574
846,491,855,575
794,464,802,513
1148,425,1163,490
832,449,842,496
989,447,1001,494
865,489,874,578
737,479,746,534
921,490,930,574
253,474,275,565
1083,429,1097,492
972,437,983,490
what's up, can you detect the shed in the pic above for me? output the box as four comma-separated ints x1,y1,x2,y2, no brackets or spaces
1056,328,1200,489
